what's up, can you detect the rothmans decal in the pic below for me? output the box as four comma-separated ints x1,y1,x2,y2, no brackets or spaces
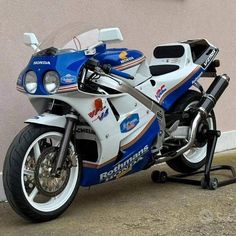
120,113,139,133
100,145,149,182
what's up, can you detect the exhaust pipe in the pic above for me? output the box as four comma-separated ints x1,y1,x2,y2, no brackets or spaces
155,74,230,164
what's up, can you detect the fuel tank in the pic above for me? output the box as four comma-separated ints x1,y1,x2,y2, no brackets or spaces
95,48,151,85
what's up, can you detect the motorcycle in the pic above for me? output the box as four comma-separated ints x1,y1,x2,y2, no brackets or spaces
3,24,230,222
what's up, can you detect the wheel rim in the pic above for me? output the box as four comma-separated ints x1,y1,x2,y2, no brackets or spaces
21,131,79,212
183,101,214,164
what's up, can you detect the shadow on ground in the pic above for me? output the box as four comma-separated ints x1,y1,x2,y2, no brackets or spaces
0,151,236,236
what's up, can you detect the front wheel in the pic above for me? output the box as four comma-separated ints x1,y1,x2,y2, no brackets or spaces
3,124,81,222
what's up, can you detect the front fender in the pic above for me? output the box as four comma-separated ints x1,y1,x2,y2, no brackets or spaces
25,113,66,129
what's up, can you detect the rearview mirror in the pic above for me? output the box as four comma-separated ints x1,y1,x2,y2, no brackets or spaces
99,28,123,43
23,33,40,51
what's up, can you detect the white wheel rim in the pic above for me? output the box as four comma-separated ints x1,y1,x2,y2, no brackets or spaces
21,131,79,212
183,101,214,164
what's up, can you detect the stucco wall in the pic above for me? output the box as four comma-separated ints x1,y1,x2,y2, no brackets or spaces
0,0,236,170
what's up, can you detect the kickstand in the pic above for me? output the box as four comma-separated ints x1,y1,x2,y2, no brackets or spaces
152,130,236,190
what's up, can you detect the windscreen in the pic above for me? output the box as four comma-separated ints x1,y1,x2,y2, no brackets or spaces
39,22,100,51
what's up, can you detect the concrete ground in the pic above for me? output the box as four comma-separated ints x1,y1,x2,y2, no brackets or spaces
0,151,236,236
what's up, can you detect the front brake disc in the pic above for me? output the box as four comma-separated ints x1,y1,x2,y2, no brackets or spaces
34,147,70,197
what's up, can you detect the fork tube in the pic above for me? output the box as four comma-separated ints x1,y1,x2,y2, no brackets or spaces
53,110,78,176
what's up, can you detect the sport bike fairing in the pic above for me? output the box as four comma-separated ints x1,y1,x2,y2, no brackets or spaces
4,24,231,222
17,28,218,187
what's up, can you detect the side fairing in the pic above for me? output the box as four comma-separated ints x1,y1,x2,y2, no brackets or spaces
27,91,159,187
80,117,159,186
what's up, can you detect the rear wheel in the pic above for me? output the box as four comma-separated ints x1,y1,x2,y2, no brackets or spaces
166,90,216,173
3,124,81,222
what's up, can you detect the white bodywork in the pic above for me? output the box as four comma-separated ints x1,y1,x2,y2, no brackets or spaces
27,91,155,167
26,113,66,128
124,42,202,105
25,30,204,169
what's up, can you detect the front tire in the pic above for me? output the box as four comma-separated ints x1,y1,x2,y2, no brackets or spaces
3,124,81,222
166,90,216,173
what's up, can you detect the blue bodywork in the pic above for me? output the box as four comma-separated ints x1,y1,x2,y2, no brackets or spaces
94,48,143,68
17,51,89,95
161,67,204,110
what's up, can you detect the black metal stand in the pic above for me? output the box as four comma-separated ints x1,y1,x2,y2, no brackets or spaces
152,130,236,190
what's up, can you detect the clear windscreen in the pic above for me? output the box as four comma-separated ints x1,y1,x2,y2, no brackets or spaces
39,22,100,51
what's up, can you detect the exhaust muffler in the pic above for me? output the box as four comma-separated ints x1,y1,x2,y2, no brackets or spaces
198,74,230,117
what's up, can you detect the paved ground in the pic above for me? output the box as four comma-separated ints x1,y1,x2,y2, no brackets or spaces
0,151,236,236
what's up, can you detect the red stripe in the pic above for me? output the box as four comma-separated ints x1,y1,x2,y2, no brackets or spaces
58,87,77,91
58,85,78,93
16,86,26,93
115,56,146,71
59,85,78,90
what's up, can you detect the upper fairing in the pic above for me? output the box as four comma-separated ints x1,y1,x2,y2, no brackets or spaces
17,50,89,95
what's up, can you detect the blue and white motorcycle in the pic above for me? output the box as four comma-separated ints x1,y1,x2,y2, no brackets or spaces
3,25,230,222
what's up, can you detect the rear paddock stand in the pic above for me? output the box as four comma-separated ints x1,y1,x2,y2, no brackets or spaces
151,130,236,190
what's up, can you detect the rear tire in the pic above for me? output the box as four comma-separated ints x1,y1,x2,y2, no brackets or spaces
166,90,216,173
3,124,81,222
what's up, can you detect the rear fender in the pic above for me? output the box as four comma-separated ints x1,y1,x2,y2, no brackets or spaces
25,113,66,129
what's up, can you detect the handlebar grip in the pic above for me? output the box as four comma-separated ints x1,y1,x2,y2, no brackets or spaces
110,68,134,80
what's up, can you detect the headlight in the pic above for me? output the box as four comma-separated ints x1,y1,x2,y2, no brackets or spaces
24,71,37,94
43,71,60,94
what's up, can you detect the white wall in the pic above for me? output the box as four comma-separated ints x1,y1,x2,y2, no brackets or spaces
1,0,236,170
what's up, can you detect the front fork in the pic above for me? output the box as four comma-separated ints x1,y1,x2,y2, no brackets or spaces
52,109,78,176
